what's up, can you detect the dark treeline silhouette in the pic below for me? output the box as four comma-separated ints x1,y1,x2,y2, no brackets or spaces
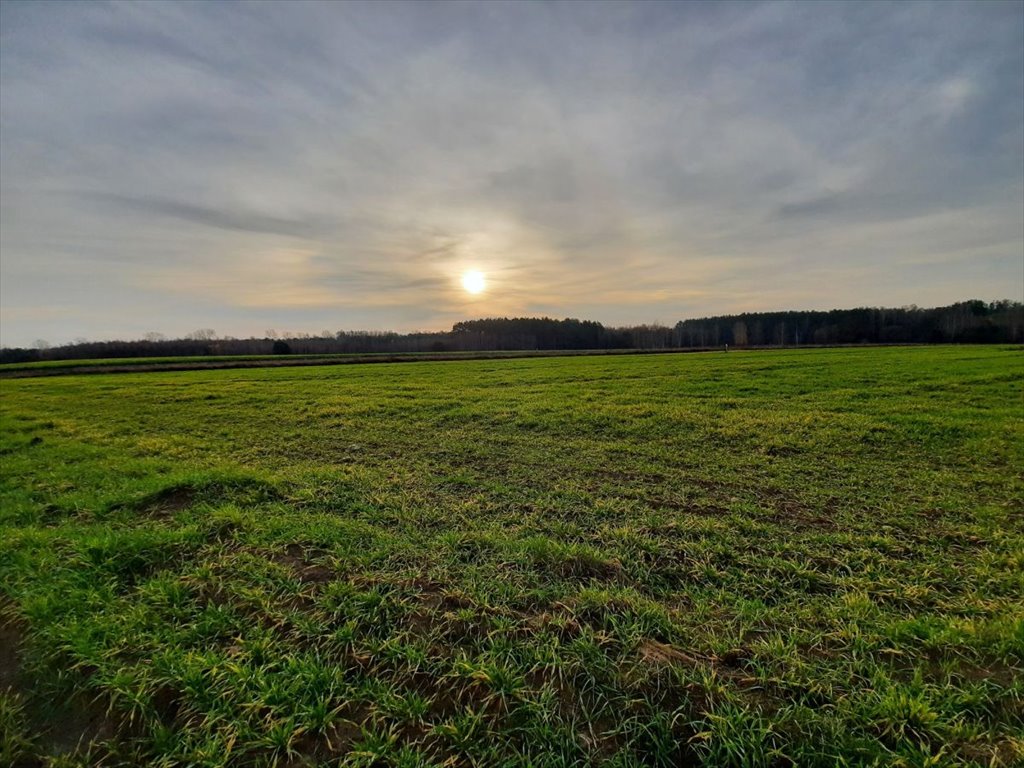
2,300,1021,364
676,300,1023,348
451,318,620,349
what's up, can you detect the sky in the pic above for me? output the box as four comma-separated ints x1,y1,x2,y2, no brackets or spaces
1,1,1022,347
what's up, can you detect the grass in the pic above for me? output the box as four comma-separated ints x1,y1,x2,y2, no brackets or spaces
0,348,676,375
0,351,431,374
0,345,1021,767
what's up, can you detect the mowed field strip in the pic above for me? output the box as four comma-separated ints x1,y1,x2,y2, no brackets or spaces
1,346,1022,767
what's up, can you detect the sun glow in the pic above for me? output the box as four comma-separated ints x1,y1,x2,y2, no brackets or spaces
461,270,486,295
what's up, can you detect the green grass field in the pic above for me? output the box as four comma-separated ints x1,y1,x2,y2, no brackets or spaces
0,351,468,374
0,350,536,373
0,349,651,377
0,354,293,370
1,346,1021,767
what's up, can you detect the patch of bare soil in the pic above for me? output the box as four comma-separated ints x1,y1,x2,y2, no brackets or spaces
272,543,335,584
643,496,730,518
753,487,840,530
0,622,24,692
139,485,197,517
637,639,710,668
0,616,122,762
554,554,623,581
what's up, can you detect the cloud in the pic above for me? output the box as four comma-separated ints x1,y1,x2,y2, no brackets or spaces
1,0,1021,345
85,193,325,239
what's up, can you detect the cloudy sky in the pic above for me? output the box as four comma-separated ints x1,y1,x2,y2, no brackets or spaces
1,1,1021,346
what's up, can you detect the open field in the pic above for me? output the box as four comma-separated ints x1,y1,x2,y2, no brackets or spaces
0,349,694,379
0,351,549,377
1,346,1022,767
0,353,344,372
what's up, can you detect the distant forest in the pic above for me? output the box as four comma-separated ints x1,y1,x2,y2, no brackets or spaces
2,300,1021,364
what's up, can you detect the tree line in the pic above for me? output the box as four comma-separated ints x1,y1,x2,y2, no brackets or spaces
2,300,1020,364
675,300,1023,348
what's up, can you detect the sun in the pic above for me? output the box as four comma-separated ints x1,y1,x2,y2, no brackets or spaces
461,270,486,295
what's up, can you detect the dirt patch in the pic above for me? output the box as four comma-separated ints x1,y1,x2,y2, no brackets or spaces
950,660,1023,687
0,615,122,760
0,620,24,693
33,691,119,758
598,469,669,486
272,543,335,584
400,577,475,612
553,554,623,581
638,639,710,668
635,639,759,678
957,738,1023,768
527,611,582,640
126,480,284,522
644,497,730,518
764,445,801,457
283,696,462,766
396,581,494,644
719,646,754,668
128,485,198,518
151,684,184,727
282,703,375,765
754,487,840,531
422,680,479,720
891,646,1024,689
